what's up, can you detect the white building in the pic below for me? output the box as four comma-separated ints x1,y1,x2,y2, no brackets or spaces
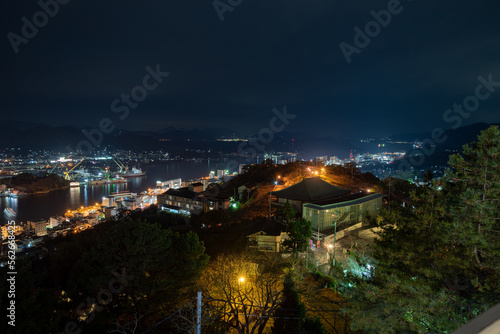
217,170,226,179
156,178,182,189
28,220,48,237
48,216,65,228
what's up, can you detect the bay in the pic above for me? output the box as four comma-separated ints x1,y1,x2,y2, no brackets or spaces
1,159,234,225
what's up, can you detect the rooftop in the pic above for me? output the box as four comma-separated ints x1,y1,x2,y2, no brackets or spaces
304,192,386,209
165,187,197,199
269,177,350,202
247,219,286,237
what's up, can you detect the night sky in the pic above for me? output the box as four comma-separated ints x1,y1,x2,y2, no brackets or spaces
1,0,500,139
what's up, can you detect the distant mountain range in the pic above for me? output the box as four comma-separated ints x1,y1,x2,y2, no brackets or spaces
388,122,500,170
0,120,497,159
388,122,500,149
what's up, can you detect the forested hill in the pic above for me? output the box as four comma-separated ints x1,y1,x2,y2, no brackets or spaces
0,173,69,194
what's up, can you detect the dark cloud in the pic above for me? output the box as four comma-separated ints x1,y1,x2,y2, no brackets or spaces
1,0,499,139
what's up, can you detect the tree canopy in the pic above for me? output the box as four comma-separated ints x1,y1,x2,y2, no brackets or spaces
1,218,209,333
344,126,500,333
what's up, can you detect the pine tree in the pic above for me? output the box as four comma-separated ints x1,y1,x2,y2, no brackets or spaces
345,126,500,333
445,125,500,288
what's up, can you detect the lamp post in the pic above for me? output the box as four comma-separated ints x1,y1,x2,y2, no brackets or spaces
327,244,333,267
332,209,339,266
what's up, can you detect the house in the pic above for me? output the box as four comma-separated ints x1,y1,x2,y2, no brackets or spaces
202,184,232,212
158,186,204,215
237,183,258,202
247,219,288,252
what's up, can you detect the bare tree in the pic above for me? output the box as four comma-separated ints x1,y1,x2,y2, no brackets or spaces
108,313,145,334
200,252,288,334
169,301,225,334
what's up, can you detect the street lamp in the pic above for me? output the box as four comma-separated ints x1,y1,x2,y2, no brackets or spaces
332,210,339,266
327,244,333,266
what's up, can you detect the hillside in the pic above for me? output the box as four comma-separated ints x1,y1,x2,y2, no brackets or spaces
0,173,70,194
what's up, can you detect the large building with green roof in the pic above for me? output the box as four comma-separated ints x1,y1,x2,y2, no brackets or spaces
270,177,384,239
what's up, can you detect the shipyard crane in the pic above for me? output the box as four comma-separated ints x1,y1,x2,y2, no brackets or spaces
113,159,129,173
64,159,85,180
49,161,62,174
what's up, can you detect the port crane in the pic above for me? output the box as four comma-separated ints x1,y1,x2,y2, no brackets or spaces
113,159,129,173
49,161,64,174
63,159,85,180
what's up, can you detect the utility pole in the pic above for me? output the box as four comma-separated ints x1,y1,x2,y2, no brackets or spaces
196,291,202,334
268,194,271,218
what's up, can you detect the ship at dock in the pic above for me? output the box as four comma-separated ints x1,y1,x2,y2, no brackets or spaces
87,178,128,185
116,167,146,178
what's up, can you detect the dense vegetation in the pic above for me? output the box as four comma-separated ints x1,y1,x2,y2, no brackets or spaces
0,173,69,194
0,219,208,333
343,126,500,333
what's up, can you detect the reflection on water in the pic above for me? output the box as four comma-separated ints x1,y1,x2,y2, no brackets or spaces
0,159,238,225
69,187,80,208
1,196,18,214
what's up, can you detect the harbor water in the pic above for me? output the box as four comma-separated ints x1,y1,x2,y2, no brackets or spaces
0,159,235,225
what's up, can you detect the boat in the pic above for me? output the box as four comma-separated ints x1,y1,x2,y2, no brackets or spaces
117,167,146,178
70,181,80,187
4,208,16,217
